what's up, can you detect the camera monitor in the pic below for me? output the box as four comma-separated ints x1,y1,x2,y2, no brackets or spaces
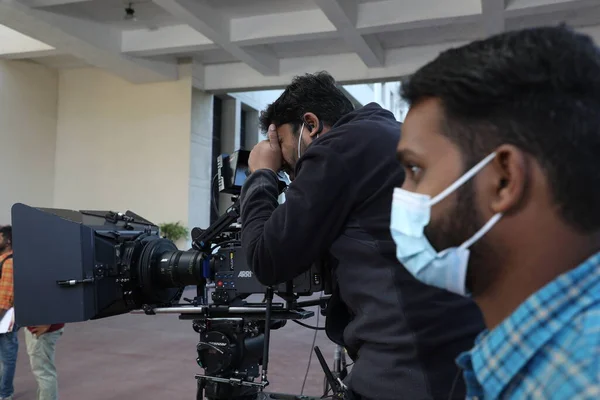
217,151,250,195
217,150,288,196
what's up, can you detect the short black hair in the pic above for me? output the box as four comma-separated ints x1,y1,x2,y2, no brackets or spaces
402,25,600,233
259,71,355,134
0,226,12,244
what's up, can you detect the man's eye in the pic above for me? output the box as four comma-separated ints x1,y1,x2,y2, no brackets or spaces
405,164,423,179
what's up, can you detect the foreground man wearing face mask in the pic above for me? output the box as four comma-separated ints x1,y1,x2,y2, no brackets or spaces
241,72,484,399
394,25,600,399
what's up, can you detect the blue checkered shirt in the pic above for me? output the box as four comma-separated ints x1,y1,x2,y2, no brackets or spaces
456,251,600,400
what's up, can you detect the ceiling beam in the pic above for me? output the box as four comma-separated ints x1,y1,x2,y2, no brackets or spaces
506,0,599,16
314,0,384,67
0,0,177,83
153,0,279,76
122,24,215,56
200,41,466,93
118,1,479,59
121,0,596,59
21,0,92,7
0,22,57,57
0,48,63,58
481,0,506,36
230,9,337,45
357,0,481,34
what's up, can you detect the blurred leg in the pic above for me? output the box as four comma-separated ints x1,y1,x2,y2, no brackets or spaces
25,329,62,400
0,331,19,400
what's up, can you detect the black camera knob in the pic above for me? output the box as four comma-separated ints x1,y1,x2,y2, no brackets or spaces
197,331,236,375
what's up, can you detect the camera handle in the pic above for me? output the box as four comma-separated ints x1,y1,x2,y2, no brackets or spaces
193,178,287,254
192,197,241,252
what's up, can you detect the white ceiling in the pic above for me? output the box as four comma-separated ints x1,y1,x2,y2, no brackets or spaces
1,0,600,92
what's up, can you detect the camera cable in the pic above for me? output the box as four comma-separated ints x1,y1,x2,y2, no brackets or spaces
292,320,325,331
211,174,220,215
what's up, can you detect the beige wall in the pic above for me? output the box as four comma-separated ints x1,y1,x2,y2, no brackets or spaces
0,60,58,224
53,68,193,240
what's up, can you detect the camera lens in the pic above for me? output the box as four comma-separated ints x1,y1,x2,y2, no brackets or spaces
156,250,205,288
135,237,205,304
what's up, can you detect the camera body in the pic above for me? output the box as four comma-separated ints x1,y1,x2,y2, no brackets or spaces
11,149,324,327
10,204,325,327
210,245,323,305
11,149,329,400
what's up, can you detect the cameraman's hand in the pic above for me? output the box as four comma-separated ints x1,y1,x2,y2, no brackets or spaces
249,124,283,173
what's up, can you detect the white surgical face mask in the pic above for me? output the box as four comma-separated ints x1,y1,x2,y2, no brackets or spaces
390,152,502,296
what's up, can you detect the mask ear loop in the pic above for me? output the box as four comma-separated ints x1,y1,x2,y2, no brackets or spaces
459,213,503,250
429,152,498,207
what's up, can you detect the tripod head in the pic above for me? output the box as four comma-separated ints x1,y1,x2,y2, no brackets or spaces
137,293,330,400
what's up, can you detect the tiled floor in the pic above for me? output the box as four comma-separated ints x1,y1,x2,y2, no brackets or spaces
11,291,338,400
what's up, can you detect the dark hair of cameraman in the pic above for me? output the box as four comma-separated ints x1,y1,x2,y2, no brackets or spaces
258,72,355,180
240,71,485,400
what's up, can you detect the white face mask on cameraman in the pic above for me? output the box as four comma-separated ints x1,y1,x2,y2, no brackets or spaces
389,152,502,296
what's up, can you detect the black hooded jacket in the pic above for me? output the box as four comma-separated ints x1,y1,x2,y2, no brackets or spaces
240,103,485,399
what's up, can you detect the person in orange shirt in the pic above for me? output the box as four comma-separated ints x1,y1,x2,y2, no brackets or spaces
0,226,17,400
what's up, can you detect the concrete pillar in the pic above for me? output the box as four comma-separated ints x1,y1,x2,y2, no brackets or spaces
189,88,214,238
218,98,241,212
243,108,260,149
0,60,57,224
220,98,241,153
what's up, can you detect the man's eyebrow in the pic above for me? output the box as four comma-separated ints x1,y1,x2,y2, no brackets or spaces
396,150,405,163
396,148,418,163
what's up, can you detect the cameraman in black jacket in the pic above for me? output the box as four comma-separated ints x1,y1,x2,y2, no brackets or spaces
240,72,484,400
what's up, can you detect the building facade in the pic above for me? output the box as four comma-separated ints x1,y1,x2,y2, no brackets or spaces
0,59,406,249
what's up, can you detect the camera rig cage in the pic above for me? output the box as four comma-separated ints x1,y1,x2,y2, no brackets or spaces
11,150,341,400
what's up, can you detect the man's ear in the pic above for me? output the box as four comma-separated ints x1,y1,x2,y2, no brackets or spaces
487,144,530,215
302,113,322,137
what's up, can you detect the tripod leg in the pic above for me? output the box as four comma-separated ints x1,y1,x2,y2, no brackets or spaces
339,348,348,381
323,375,331,397
196,378,205,400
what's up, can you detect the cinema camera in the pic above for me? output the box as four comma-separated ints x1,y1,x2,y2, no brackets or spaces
11,150,337,400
